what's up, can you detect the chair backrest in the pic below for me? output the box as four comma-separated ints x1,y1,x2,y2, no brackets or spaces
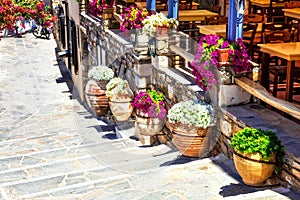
205,16,228,25
244,14,265,24
211,5,221,15
178,0,193,10
242,23,258,55
268,0,288,22
285,1,300,8
261,22,292,39
263,30,292,44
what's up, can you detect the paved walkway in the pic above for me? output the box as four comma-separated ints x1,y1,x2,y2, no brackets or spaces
0,33,299,200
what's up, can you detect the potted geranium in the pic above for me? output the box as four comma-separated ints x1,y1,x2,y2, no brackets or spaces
133,89,167,136
106,77,134,121
85,66,114,116
167,100,215,157
230,127,285,186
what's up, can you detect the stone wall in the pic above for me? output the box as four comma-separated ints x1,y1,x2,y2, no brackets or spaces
78,13,300,190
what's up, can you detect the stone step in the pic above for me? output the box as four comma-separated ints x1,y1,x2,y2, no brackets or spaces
0,137,140,171
9,155,236,199
1,146,179,199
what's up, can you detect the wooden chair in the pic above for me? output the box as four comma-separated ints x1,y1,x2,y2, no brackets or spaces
242,23,258,59
204,16,228,25
156,0,168,11
266,0,288,22
263,30,292,97
244,14,265,24
178,0,193,10
211,5,221,15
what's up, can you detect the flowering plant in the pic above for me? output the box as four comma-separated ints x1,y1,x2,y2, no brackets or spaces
0,0,55,31
167,100,215,129
88,66,114,81
191,34,252,91
89,0,115,16
132,90,167,120
106,77,133,101
120,6,152,32
142,12,178,34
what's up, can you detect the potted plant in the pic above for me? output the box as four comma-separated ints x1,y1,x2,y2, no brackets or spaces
142,12,178,36
133,89,167,136
87,65,114,89
85,66,114,116
191,34,252,91
230,127,285,186
167,100,215,157
120,6,152,32
106,77,134,121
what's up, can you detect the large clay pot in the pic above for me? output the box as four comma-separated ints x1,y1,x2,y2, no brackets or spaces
85,80,109,116
135,111,165,136
109,100,133,121
168,122,209,158
233,151,276,186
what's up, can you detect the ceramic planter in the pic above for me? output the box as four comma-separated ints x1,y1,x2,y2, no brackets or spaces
168,122,209,158
109,100,133,121
233,151,276,186
85,80,109,116
135,111,165,136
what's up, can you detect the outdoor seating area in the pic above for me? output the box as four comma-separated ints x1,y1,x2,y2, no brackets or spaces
2,0,300,198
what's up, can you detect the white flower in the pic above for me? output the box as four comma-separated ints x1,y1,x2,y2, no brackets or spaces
167,100,215,128
142,12,178,34
88,66,114,81
106,77,133,101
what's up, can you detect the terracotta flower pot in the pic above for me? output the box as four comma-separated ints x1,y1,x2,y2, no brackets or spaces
85,80,109,116
168,122,209,158
233,151,276,186
216,48,230,63
109,100,133,121
135,111,165,136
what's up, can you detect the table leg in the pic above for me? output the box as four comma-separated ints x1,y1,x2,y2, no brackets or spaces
260,52,270,92
285,60,295,102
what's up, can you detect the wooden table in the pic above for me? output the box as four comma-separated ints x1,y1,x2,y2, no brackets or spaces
283,8,300,19
135,2,199,10
249,0,285,14
162,10,218,21
258,42,300,102
198,23,262,38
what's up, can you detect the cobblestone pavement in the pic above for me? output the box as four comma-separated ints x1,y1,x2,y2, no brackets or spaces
0,33,299,200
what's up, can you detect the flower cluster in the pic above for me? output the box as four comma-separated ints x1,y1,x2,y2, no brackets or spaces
191,34,252,91
167,100,215,129
120,6,152,32
89,0,115,16
106,77,133,101
0,0,56,30
142,12,178,35
88,66,114,81
132,90,167,120
230,38,252,73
